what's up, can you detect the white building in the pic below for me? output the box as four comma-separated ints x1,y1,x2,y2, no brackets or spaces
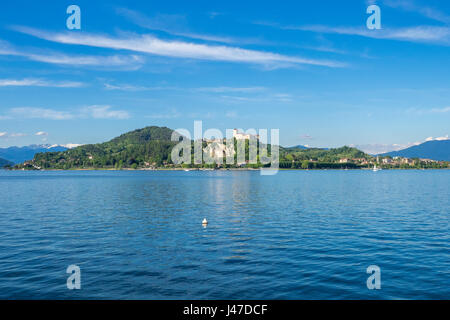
204,141,235,159
232,129,259,140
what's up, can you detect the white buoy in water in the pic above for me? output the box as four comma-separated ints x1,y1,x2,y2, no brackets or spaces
202,218,208,225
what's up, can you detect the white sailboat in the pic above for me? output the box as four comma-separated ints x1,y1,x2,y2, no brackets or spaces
373,164,381,172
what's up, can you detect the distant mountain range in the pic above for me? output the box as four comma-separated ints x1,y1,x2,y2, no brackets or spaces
0,144,70,164
381,140,450,161
288,145,329,150
288,145,309,149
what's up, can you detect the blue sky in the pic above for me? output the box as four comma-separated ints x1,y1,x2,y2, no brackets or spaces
0,0,449,153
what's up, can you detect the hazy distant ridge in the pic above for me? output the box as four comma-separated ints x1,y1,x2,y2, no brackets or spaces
0,144,68,164
381,140,450,161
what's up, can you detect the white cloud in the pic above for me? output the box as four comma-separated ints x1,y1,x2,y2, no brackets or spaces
225,111,237,118
383,0,450,24
9,133,27,137
46,143,82,149
273,93,293,102
430,106,450,113
27,52,144,68
116,8,237,44
258,20,450,45
425,135,449,141
62,143,83,149
35,131,48,136
409,106,450,115
146,109,181,119
4,106,130,120
12,26,347,69
352,143,418,154
195,86,266,93
10,107,74,120
104,83,176,91
354,134,450,154
216,91,294,104
82,105,130,120
0,78,84,88
116,8,271,46
0,39,144,69
0,132,26,138
292,25,450,45
220,95,262,102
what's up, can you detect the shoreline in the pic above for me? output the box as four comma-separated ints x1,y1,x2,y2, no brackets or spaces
5,167,449,172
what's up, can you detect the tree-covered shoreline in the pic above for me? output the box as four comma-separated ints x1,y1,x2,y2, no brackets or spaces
11,126,450,171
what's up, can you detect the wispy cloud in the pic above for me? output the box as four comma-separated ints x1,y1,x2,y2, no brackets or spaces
430,106,450,113
383,0,450,24
104,83,176,91
257,19,450,45
145,109,181,119
408,106,450,114
116,8,237,44
81,105,130,119
10,107,74,120
352,143,419,154
219,95,262,102
218,92,294,103
4,105,130,120
354,134,450,154
289,25,450,45
61,143,83,149
272,93,293,102
0,78,84,88
35,131,48,136
9,133,27,137
225,111,237,118
195,86,266,93
425,135,449,141
26,53,144,68
12,26,347,69
0,39,144,69
0,132,27,138
116,8,268,46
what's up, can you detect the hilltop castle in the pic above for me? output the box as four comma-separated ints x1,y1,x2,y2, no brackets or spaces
232,129,259,140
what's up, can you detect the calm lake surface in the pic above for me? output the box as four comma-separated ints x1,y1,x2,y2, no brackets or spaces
0,170,448,299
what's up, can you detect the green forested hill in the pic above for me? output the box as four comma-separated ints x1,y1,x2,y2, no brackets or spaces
281,145,368,162
13,126,372,170
279,145,370,169
18,126,177,170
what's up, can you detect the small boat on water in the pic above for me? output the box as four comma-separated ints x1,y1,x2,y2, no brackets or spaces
373,164,381,172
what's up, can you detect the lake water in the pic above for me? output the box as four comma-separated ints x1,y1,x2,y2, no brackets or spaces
0,170,448,299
